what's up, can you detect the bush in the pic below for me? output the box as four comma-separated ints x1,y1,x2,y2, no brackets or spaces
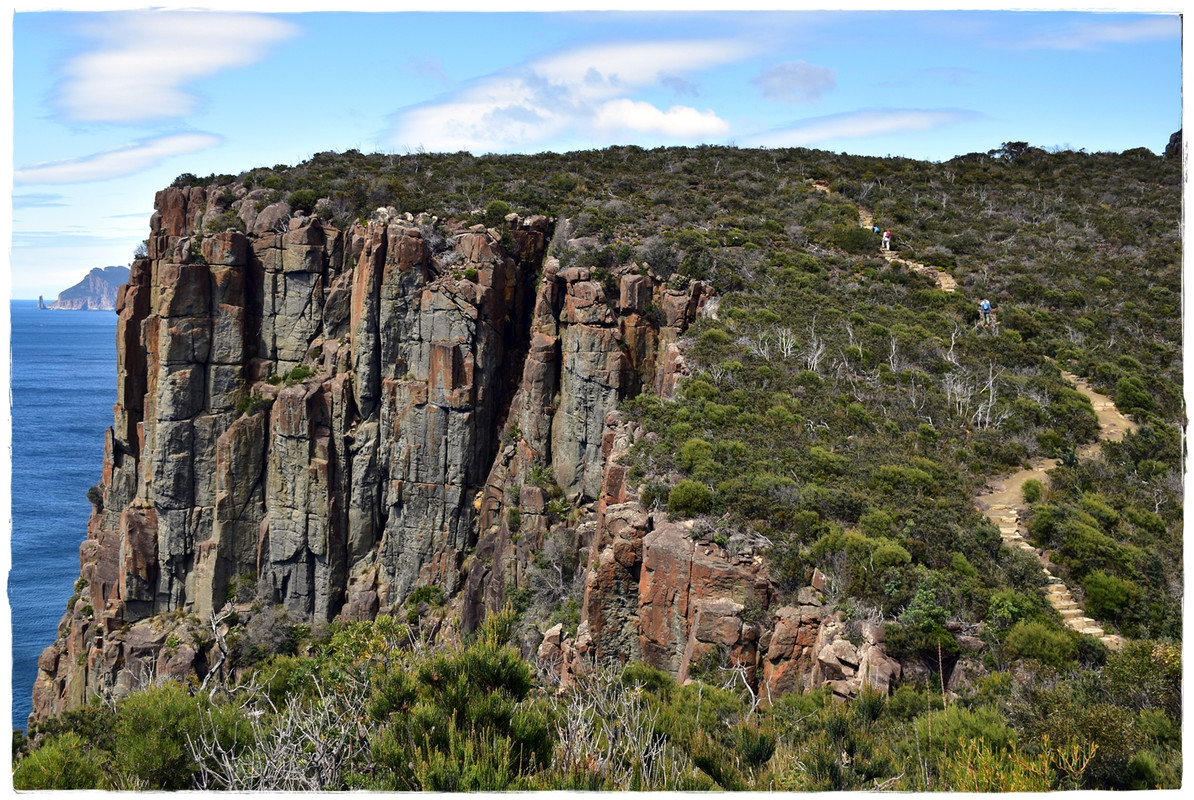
235,392,271,416
830,224,878,254
668,480,712,517
483,200,514,228
12,732,108,790
1081,570,1138,621
1021,479,1043,504
1004,620,1076,668
287,189,319,214
1114,376,1154,414
112,682,249,789
283,364,315,386
987,589,1044,630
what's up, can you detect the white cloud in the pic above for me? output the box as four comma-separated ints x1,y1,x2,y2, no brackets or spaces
58,12,297,123
747,108,981,148
594,99,730,138
1017,16,1178,50
752,61,836,103
15,133,222,184
391,39,751,153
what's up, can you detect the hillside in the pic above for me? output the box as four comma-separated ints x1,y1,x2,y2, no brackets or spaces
16,142,1182,790
47,266,130,310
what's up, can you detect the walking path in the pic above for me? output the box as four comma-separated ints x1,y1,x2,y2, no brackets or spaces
975,367,1137,649
812,179,957,292
808,179,1138,648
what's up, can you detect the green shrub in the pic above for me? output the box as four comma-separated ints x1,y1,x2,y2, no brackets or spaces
677,438,715,473
1082,570,1139,621
987,589,1044,629
1022,479,1043,504
1004,620,1077,668
112,681,248,789
1114,376,1154,414
287,189,319,214
12,732,108,790
407,585,446,608
668,479,712,517
830,224,879,254
483,200,514,228
235,392,271,416
283,364,315,386
204,208,245,234
1049,388,1099,442
699,328,731,346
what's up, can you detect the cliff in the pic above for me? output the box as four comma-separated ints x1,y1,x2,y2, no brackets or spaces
47,266,130,310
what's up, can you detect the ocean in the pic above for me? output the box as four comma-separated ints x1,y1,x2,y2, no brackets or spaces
9,300,117,731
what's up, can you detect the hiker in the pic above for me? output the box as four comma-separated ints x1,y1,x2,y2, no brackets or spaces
872,225,880,234
979,298,992,326
881,230,891,250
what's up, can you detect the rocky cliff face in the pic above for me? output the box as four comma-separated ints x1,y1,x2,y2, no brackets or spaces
32,183,920,724
47,266,130,310
31,185,709,720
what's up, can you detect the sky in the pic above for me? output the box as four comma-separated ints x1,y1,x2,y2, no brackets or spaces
2,3,1186,299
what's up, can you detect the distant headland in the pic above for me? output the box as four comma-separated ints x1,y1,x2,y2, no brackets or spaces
45,266,130,310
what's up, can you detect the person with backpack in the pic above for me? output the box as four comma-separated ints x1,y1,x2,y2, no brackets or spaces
979,298,992,327
881,230,891,250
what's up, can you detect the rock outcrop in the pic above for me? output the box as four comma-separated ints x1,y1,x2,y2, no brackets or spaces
47,266,131,310
1165,129,1181,159
31,185,713,722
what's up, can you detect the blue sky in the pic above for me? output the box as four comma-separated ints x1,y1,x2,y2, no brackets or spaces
4,4,1185,298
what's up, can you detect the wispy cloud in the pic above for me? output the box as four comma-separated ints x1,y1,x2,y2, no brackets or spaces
746,108,982,148
390,39,752,153
1015,16,1178,50
12,194,68,209
15,133,222,184
57,12,297,123
752,61,836,103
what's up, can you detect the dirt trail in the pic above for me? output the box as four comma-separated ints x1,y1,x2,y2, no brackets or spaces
879,250,958,293
975,372,1137,649
810,180,957,292
806,178,1135,646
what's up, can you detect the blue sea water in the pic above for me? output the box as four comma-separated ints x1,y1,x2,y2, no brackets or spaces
9,300,117,730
